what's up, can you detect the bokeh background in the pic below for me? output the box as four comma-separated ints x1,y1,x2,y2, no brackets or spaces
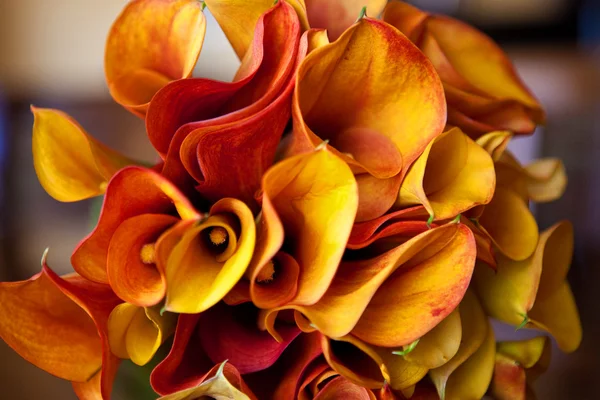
0,0,599,398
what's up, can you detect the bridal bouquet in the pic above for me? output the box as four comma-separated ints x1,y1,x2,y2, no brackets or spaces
0,1,581,399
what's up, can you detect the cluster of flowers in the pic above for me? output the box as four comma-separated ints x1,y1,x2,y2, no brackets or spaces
0,1,582,399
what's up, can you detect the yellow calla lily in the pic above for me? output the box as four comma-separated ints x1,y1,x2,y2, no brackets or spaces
403,308,462,369
473,221,582,353
247,148,358,308
430,291,495,400
163,198,256,314
107,303,176,366
32,107,135,202
490,337,551,400
396,127,496,221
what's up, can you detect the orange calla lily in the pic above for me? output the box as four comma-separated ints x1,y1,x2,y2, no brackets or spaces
72,166,199,290
32,107,135,202
473,221,582,353
396,127,496,221
0,251,121,399
246,148,358,308
490,337,551,400
261,223,475,349
162,198,256,314
383,1,545,137
107,303,177,366
105,0,206,117
429,290,495,400
288,16,446,220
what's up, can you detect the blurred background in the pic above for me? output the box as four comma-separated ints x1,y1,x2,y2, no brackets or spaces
0,0,599,398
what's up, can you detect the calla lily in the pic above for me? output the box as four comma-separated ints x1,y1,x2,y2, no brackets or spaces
469,131,540,262
32,107,135,202
204,0,387,55
319,309,461,392
0,251,121,399
494,150,567,204
146,1,307,207
243,332,323,399
287,16,446,221
396,127,496,221
72,166,199,290
158,361,256,400
107,303,176,366
473,221,582,353
383,1,545,136
429,290,495,400
322,334,428,390
307,375,376,400
261,223,475,349
490,337,551,400
246,148,358,308
105,0,206,117
151,303,299,395
162,197,255,314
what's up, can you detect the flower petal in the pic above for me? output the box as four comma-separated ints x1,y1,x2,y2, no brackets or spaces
397,127,496,220
429,291,488,399
313,375,375,400
250,149,358,307
474,220,581,352
478,187,538,261
107,303,176,366
107,214,179,306
289,16,445,218
490,353,527,400
147,1,300,156
150,314,213,395
31,107,134,202
322,335,428,391
351,224,475,347
404,308,462,369
72,166,199,283
157,361,254,400
244,332,323,399
528,282,581,353
270,224,474,345
443,317,495,400
305,0,387,40
105,0,206,116
204,0,273,59
0,253,122,399
383,1,544,136
164,198,255,313
525,158,567,203
198,303,300,374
